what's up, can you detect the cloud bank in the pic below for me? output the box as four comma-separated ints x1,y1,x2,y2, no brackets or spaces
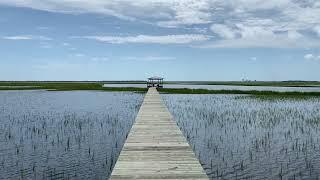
1,0,320,48
304,53,320,61
80,34,210,44
2,35,52,41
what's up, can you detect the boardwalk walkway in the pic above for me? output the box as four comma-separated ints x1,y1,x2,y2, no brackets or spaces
110,88,208,179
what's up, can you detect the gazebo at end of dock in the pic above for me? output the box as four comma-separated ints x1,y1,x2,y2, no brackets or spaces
147,76,164,88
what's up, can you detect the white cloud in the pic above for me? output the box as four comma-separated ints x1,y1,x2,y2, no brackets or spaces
304,53,320,60
0,0,314,29
0,0,213,27
2,35,52,41
314,26,320,37
62,42,70,46
67,53,86,58
199,35,320,48
210,24,237,39
1,0,320,48
304,54,314,60
288,30,303,40
250,57,257,61
203,23,320,48
91,57,109,62
36,26,50,30
124,56,176,61
32,62,85,70
72,53,85,57
3,36,33,40
236,24,275,39
40,43,52,49
80,34,210,44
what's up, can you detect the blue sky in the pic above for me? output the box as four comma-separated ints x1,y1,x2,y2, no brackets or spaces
0,0,320,81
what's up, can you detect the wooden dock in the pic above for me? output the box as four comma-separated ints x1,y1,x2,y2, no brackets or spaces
110,88,208,179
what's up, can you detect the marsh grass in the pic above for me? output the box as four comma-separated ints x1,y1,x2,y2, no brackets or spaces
163,94,320,179
0,82,148,92
235,95,319,101
159,88,320,96
165,81,320,87
0,91,144,179
2,82,320,98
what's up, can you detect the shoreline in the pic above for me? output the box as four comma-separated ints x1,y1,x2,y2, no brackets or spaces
1,82,320,97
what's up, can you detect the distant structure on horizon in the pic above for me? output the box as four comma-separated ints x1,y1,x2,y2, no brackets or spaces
147,76,164,88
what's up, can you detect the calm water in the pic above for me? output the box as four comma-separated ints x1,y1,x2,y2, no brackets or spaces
103,84,320,92
0,90,144,180
163,94,320,179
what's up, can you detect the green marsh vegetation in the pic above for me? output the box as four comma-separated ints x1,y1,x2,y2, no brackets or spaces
0,82,148,92
165,81,320,87
163,94,320,179
158,88,320,98
2,82,320,98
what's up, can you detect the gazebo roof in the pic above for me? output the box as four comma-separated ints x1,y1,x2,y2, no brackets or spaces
148,76,164,80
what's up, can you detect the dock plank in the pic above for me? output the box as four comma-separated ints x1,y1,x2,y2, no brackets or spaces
110,88,208,180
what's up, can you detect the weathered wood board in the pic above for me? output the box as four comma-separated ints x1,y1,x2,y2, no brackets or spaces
110,87,208,180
